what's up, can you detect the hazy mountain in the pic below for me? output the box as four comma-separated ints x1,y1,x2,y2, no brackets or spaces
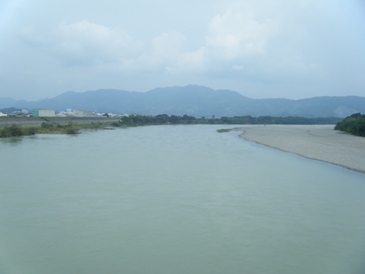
0,97,17,109
1,85,364,118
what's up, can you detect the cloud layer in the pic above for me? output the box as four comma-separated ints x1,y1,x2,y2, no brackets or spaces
1,0,365,100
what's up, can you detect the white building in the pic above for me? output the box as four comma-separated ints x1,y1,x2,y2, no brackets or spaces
0,112,7,117
33,109,56,117
72,110,98,117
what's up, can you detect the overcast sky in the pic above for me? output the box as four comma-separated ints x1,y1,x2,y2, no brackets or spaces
1,0,365,100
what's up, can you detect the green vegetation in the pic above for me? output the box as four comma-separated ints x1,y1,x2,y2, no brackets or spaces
0,114,341,139
65,127,79,135
41,122,54,129
334,113,365,137
0,121,114,138
0,124,38,137
0,124,26,138
119,114,340,126
111,121,123,127
217,129,231,133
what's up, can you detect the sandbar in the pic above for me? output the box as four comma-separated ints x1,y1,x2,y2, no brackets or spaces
239,125,365,173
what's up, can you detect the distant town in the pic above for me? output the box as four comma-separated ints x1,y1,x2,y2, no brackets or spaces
0,108,123,118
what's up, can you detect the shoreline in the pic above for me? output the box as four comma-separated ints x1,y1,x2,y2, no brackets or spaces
238,125,365,174
0,117,121,128
0,117,122,137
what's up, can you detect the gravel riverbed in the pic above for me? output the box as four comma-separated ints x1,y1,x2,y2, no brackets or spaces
239,125,365,173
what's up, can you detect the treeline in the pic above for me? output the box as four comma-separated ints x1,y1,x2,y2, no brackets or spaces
0,121,98,138
0,122,81,138
0,114,343,138
0,124,36,138
334,113,365,137
120,114,341,126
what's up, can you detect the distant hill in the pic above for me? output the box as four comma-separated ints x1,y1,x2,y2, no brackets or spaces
1,85,364,118
0,97,17,109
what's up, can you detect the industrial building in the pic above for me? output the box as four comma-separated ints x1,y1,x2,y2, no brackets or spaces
33,109,56,117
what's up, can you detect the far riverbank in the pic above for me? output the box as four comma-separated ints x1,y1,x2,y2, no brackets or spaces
239,125,365,173
0,117,121,128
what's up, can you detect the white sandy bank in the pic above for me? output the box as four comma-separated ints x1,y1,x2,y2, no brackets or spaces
239,125,365,173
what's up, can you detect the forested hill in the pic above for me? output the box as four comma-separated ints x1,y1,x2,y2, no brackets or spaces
1,85,364,118
335,113,365,137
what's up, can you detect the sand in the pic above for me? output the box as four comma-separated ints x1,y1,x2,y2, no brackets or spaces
238,125,365,173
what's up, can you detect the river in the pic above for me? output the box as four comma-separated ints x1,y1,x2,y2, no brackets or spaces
1,125,364,274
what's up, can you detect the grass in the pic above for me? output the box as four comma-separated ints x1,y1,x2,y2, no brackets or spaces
0,124,26,137
1,121,233,138
217,128,231,133
0,121,120,138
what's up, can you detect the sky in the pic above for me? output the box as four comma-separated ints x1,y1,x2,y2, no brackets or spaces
1,0,365,100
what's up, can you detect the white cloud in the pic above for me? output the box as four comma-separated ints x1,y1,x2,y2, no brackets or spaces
174,49,206,73
167,2,279,74
134,31,187,72
19,2,281,74
152,31,186,59
20,26,46,46
16,5,304,77
176,0,330,82
54,20,141,66
204,6,275,59
6,0,365,100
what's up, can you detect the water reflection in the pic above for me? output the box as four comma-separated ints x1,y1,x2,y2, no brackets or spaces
0,136,24,145
0,125,364,274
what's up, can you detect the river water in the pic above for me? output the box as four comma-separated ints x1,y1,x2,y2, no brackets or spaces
1,125,365,274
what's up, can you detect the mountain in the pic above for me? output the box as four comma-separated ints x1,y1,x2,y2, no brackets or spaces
0,97,17,109
1,85,364,118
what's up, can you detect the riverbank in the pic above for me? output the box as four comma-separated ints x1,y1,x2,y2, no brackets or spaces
0,116,122,137
239,125,365,173
0,117,121,128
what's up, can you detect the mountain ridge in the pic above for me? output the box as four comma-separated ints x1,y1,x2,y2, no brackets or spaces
1,85,364,118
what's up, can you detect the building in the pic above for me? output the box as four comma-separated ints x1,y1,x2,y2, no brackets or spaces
33,109,56,117
0,112,7,117
72,110,100,117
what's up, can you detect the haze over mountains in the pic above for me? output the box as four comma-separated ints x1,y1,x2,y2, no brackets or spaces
1,85,364,118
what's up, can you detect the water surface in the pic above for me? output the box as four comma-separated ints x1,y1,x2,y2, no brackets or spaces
1,125,365,274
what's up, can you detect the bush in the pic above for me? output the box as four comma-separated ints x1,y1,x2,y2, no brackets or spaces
335,113,365,137
111,121,122,127
41,122,54,128
0,124,24,137
25,127,37,135
65,127,79,135
217,128,230,133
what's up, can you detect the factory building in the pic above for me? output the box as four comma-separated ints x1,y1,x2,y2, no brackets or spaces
33,109,56,117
